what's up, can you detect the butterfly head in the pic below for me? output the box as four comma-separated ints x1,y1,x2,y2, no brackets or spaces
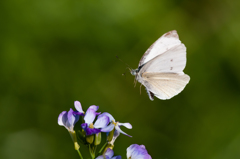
130,68,138,76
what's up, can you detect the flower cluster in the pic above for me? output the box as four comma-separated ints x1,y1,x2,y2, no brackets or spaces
58,101,150,159
58,101,132,137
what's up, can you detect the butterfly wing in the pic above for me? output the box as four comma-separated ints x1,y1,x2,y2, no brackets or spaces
134,30,190,100
141,73,190,100
139,30,182,67
139,43,187,75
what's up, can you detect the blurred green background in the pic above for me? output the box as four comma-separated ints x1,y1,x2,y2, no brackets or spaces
1,0,240,158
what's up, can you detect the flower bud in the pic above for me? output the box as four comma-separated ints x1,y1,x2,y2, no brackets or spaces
74,142,80,150
85,123,95,144
94,132,101,145
86,135,94,144
107,129,114,142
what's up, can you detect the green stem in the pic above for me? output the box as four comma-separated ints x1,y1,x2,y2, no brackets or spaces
89,145,95,159
76,149,83,159
94,145,97,156
97,142,108,156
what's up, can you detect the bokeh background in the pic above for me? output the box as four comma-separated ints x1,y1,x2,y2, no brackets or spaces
1,0,240,159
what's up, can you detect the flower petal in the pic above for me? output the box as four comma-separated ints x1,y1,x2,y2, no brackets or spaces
104,148,114,158
113,129,120,138
99,112,115,122
73,111,84,116
127,144,152,159
118,123,132,129
109,130,120,145
84,108,97,124
127,144,138,158
94,115,110,129
81,123,88,129
100,123,115,132
115,125,132,137
86,128,101,136
96,156,110,159
67,108,74,127
58,111,67,126
81,123,101,135
139,145,146,149
67,108,79,131
89,105,99,111
112,156,121,159
74,101,84,113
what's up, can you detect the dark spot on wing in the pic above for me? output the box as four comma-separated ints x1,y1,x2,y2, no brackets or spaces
164,30,179,38
170,59,173,62
170,67,173,70
164,32,171,37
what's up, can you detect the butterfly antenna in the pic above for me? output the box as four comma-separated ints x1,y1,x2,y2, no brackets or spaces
116,55,138,87
116,56,132,71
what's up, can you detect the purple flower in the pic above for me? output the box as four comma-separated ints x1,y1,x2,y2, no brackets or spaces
100,113,132,137
81,106,110,136
96,148,121,159
58,108,80,132
58,107,84,150
127,144,152,159
58,101,85,132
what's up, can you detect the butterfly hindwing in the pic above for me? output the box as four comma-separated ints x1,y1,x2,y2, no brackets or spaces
141,72,190,100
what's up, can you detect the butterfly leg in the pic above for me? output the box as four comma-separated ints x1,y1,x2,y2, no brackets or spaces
140,84,143,95
134,77,137,87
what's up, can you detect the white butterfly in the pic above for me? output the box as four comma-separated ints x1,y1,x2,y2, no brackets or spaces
130,30,190,100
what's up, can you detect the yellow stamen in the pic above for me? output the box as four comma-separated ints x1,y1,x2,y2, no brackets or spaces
89,123,94,129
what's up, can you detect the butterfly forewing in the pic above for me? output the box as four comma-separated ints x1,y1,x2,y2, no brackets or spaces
139,30,181,67
139,44,187,75
141,73,190,100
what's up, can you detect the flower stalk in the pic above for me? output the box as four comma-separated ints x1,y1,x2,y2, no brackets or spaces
76,149,83,159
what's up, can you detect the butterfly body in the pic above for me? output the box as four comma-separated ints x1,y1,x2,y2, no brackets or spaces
130,30,190,101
